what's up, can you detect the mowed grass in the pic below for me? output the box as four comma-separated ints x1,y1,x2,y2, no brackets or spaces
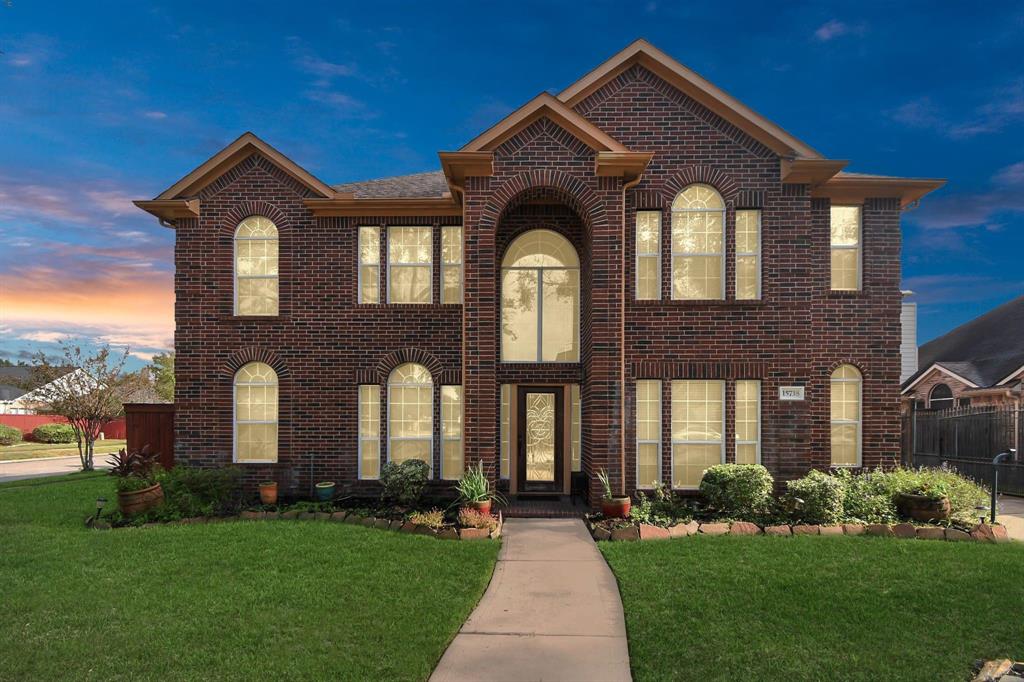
601,535,1024,682
0,474,499,681
0,438,126,461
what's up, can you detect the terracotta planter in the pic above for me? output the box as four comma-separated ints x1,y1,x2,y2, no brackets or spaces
466,500,492,516
118,482,164,516
601,497,631,519
259,482,278,505
897,493,951,522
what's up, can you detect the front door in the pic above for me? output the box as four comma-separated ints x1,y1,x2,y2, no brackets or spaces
516,386,564,493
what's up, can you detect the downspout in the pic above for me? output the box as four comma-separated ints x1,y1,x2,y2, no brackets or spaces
619,171,645,497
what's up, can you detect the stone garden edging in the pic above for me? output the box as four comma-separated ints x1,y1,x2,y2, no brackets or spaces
588,519,1009,544
91,509,503,540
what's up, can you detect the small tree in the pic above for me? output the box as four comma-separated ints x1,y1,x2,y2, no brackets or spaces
149,351,175,402
29,344,143,471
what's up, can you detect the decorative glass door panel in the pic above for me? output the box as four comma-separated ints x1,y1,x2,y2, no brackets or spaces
516,386,564,493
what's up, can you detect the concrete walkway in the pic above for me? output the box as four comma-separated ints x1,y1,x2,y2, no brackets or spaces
997,495,1024,541
430,518,631,682
0,455,108,483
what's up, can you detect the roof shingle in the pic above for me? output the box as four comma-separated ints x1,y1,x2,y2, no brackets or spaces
331,170,449,199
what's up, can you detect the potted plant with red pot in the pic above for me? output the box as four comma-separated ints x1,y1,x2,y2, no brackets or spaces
455,461,506,516
107,446,164,516
259,481,278,505
597,468,631,519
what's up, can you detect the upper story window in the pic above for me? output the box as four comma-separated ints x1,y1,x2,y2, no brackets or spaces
388,226,432,304
388,362,434,475
441,226,463,304
671,184,725,300
234,362,278,463
830,364,862,466
358,226,380,304
501,229,580,363
735,210,761,300
635,211,662,300
929,383,954,410
234,216,279,315
830,205,861,291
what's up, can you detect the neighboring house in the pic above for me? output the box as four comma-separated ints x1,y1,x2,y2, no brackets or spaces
135,39,944,504
900,291,918,384
901,295,1024,410
0,366,78,415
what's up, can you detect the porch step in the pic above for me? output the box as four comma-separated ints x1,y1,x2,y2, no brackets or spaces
499,496,589,518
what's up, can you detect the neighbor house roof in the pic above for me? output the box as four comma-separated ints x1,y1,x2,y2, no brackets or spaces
901,295,1024,391
0,366,76,403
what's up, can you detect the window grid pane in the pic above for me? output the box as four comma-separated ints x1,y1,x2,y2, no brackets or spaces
830,206,861,291
388,363,433,475
442,226,463,304
358,385,380,479
571,384,581,472
636,380,662,488
500,384,510,479
388,226,432,303
234,362,278,463
635,211,661,300
671,380,723,489
358,226,380,304
441,385,464,480
235,216,279,316
735,380,760,465
735,210,760,300
830,365,862,466
671,185,724,300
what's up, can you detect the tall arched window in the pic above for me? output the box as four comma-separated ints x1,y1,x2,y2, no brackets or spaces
501,229,580,362
671,184,725,300
234,362,278,463
388,363,433,474
929,384,954,410
235,216,279,316
830,364,861,467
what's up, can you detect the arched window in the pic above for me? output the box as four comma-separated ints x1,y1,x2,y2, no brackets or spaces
830,365,861,467
929,384,954,410
235,216,279,315
501,229,580,362
671,184,725,300
234,362,278,463
388,363,433,475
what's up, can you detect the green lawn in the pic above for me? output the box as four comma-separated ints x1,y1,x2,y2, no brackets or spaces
0,438,126,461
601,535,1024,681
0,474,499,681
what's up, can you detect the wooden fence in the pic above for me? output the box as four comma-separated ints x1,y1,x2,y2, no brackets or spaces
124,403,175,470
0,414,126,439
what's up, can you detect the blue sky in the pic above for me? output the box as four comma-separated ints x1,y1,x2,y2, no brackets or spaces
1,1,1022,369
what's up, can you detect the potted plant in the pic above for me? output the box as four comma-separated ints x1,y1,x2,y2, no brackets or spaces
259,481,278,505
107,447,164,516
455,461,506,516
897,481,951,522
315,481,336,501
597,468,631,518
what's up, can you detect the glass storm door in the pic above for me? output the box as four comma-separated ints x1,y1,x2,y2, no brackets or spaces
516,386,564,493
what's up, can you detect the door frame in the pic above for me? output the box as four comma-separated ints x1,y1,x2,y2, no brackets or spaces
510,384,572,495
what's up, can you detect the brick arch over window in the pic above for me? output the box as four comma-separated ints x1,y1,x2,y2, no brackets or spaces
374,348,445,383
219,348,290,378
219,201,292,237
662,166,740,204
827,359,869,378
480,170,609,237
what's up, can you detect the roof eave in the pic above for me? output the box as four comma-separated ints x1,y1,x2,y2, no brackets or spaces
813,176,946,208
303,197,461,218
133,199,200,227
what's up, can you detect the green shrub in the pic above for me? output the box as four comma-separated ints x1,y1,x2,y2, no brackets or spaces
152,465,242,519
0,424,23,446
699,464,774,520
831,469,898,524
785,470,845,525
31,424,76,444
864,466,988,526
409,508,444,529
632,483,694,527
380,459,430,507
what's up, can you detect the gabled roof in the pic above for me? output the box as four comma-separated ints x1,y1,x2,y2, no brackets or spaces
461,92,629,153
901,295,1024,391
558,39,822,159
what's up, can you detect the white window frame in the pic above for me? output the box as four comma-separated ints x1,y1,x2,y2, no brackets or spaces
670,379,725,490
232,363,278,464
358,384,380,480
387,226,433,304
233,217,279,316
357,225,380,305
635,210,662,301
386,365,434,478
441,225,463,305
570,383,582,473
830,205,863,291
500,384,511,479
671,187,726,301
735,209,761,300
441,385,463,480
635,379,662,489
734,379,761,464
830,366,863,467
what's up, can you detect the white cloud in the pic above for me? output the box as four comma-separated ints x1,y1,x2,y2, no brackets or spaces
814,20,864,42
143,111,168,120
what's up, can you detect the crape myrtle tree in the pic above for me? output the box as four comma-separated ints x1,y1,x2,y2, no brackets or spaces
29,344,145,471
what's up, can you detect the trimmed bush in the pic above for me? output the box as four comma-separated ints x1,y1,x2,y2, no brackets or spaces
0,424,23,446
832,469,899,524
699,464,774,520
31,424,77,444
842,466,987,526
785,470,845,525
380,459,430,507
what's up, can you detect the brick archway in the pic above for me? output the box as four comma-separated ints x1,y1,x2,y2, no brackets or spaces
480,170,609,237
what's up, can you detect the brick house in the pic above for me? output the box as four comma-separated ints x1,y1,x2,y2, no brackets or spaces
136,40,944,505
901,295,1024,411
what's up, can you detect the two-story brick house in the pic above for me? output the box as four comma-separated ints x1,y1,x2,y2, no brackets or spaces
136,40,943,505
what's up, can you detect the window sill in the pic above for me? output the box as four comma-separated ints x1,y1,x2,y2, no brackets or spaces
224,315,287,322
827,290,867,298
632,299,766,307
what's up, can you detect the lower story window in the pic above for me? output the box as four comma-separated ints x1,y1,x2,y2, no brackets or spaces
358,385,380,479
441,386,464,480
234,362,278,463
636,380,662,488
671,380,724,489
734,380,760,464
388,363,433,475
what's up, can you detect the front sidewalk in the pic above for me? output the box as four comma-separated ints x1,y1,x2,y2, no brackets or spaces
0,455,109,483
430,518,631,682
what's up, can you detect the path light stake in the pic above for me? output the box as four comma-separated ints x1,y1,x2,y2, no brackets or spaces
94,497,107,522
991,449,1016,524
